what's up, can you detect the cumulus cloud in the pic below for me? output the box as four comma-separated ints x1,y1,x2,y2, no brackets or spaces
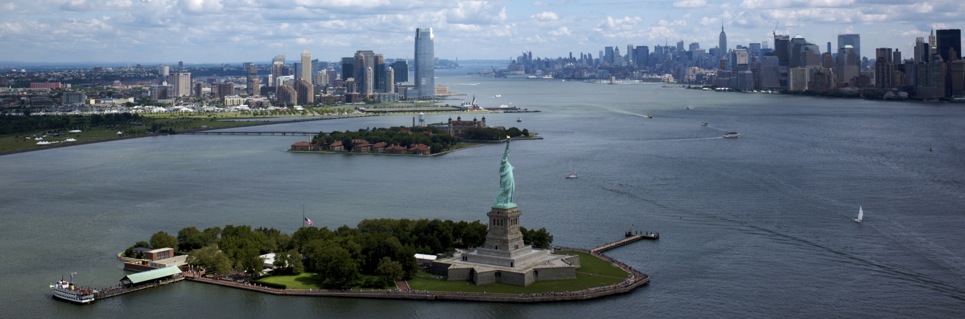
532,11,558,21
548,26,570,36
674,0,707,8
446,1,505,25
180,0,223,14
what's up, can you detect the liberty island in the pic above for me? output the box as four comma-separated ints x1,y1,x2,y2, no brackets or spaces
60,137,649,304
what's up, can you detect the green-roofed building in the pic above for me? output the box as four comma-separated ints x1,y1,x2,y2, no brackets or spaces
120,266,183,286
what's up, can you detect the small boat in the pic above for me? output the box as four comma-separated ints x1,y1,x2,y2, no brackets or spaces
565,172,578,179
702,122,708,127
854,206,863,223
723,132,740,138
50,273,96,304
516,117,522,123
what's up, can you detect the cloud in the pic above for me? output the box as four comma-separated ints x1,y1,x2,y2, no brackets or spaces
548,26,570,36
180,0,223,14
532,11,558,22
446,1,505,25
674,0,707,8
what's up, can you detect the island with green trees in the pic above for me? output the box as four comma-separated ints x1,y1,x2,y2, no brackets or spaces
290,125,537,155
122,218,554,290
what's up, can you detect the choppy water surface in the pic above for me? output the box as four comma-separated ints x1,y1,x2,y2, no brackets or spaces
2,70,964,318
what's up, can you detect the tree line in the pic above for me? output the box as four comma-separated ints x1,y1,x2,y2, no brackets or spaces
0,113,143,135
313,126,458,154
123,218,553,289
461,126,530,141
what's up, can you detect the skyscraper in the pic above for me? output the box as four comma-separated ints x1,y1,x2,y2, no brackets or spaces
169,72,191,97
414,27,435,99
354,50,375,96
341,57,356,82
300,50,312,85
719,24,728,65
390,60,408,83
837,34,861,59
875,48,894,89
915,37,929,63
244,62,257,95
271,55,285,88
936,29,962,62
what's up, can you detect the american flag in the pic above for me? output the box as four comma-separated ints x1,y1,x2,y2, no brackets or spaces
304,217,313,226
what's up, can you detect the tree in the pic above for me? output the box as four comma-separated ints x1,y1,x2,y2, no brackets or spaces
273,249,304,275
310,244,359,289
187,244,233,274
375,257,404,286
124,241,150,258
520,227,554,249
149,231,178,250
177,227,205,252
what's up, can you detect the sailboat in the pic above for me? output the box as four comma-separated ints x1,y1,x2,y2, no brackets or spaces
854,206,864,223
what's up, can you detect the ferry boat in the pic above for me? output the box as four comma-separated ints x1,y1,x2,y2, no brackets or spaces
50,274,96,304
723,132,740,138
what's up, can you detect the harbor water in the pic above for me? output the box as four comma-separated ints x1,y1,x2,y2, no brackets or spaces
2,69,964,318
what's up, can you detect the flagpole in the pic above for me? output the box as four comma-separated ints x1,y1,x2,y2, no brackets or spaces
302,203,306,228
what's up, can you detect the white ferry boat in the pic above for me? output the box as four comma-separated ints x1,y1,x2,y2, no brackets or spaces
50,274,96,304
723,132,740,138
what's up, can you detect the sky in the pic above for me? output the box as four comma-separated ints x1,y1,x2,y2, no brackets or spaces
0,0,963,64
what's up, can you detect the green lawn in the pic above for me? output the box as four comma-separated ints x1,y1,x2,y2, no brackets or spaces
254,273,323,289
407,251,629,294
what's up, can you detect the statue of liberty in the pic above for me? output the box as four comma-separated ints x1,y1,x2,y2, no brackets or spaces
493,138,516,209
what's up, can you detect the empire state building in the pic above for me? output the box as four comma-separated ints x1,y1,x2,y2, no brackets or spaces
719,24,728,65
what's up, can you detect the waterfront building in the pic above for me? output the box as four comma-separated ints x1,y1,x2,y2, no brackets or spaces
759,55,781,90
414,27,435,99
951,60,965,97
431,140,579,286
789,67,809,91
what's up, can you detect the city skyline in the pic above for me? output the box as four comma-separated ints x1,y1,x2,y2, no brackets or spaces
1,1,964,63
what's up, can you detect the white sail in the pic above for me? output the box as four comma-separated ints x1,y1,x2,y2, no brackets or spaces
855,206,864,222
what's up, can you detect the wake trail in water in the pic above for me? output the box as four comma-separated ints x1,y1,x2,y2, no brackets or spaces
594,105,650,118
601,182,965,302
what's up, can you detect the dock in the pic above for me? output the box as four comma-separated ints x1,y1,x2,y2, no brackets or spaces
590,231,659,254
95,275,184,300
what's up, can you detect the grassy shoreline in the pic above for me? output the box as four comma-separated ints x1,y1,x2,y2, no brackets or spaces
0,112,369,156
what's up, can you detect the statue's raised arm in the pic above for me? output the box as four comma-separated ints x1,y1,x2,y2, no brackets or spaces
493,138,516,209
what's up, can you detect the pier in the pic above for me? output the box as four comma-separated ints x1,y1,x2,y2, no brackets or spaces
590,231,659,254
95,275,184,300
